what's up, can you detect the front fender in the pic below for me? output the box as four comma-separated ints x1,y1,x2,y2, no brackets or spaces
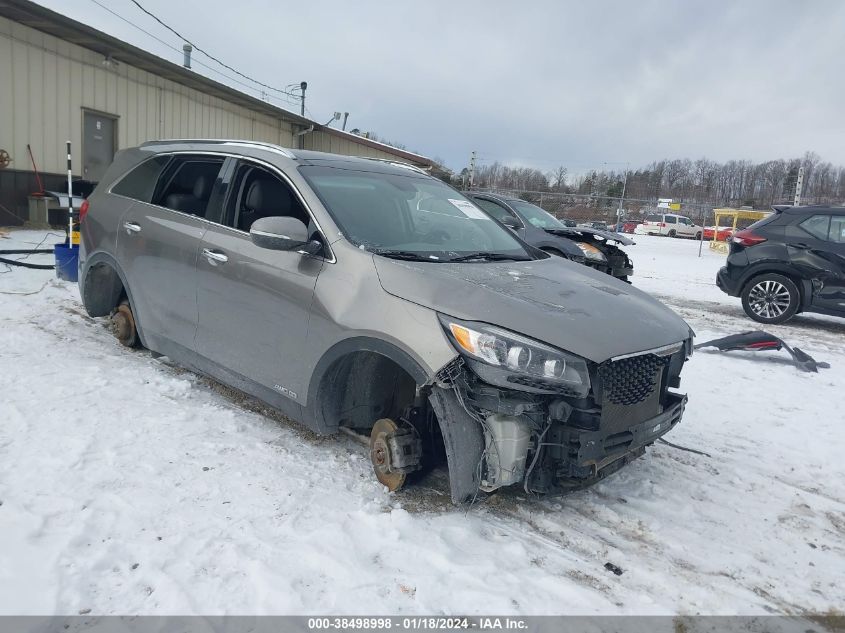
303,336,436,434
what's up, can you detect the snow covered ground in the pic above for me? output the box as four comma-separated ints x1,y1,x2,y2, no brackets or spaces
1,230,843,616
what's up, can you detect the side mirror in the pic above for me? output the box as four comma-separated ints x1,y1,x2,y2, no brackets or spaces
250,216,309,251
501,215,520,229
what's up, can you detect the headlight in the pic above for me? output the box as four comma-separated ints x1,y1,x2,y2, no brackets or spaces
576,242,607,262
439,315,591,396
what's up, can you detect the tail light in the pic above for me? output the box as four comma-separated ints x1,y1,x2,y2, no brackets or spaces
659,222,666,227
732,229,766,247
79,199,89,222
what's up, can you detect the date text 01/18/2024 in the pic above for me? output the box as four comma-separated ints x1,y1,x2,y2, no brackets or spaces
307,617,528,630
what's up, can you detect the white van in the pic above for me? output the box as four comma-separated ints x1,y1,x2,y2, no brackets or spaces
635,213,703,238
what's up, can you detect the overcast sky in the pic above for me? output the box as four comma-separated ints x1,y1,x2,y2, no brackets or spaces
36,0,845,173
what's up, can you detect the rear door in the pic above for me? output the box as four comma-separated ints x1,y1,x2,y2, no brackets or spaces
791,214,845,313
115,153,225,351
194,159,326,403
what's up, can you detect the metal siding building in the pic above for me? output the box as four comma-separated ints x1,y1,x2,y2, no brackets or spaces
0,0,434,225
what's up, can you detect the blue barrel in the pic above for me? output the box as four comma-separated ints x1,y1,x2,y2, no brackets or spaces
54,243,79,282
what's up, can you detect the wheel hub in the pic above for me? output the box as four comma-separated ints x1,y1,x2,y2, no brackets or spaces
111,303,138,347
369,418,422,492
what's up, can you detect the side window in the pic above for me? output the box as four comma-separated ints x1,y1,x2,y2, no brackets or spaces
665,216,677,224
645,214,661,222
152,156,225,217
679,217,691,225
800,215,831,241
829,216,845,243
225,162,310,233
111,155,170,202
473,198,516,224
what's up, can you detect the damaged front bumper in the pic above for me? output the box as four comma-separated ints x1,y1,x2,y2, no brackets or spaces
428,344,689,503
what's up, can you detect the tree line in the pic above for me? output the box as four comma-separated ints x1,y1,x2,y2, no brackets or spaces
443,152,845,215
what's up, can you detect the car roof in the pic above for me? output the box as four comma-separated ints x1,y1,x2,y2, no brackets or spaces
777,204,845,215
138,139,431,177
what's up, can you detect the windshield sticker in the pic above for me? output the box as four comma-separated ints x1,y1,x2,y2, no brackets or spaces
448,199,492,220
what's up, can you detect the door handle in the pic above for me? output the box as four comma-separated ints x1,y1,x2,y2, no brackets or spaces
123,221,141,234
202,248,228,264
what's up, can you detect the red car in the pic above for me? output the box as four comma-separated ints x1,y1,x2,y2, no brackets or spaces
620,221,638,234
704,226,734,241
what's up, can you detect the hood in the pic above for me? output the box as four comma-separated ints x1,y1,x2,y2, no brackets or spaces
373,256,690,363
546,227,635,246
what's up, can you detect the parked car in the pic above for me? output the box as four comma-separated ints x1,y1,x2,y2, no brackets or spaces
703,226,734,241
80,140,693,503
620,221,639,234
635,213,703,239
717,205,845,324
580,221,609,231
468,193,635,281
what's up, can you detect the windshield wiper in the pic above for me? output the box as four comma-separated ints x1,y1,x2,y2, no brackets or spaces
370,249,441,262
447,252,531,263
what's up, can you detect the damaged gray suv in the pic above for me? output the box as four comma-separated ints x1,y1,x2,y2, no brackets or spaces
79,140,694,503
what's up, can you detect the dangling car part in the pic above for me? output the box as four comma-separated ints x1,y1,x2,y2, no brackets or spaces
695,331,829,372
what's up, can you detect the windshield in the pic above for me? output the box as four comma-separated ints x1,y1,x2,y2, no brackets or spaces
508,200,566,229
299,165,531,261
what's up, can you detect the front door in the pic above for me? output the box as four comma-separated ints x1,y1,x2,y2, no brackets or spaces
83,111,116,182
194,160,325,404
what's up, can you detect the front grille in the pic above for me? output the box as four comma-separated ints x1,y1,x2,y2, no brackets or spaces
598,354,669,406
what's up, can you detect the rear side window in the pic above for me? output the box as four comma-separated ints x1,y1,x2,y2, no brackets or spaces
111,155,170,202
665,216,677,224
645,214,661,222
151,156,226,217
830,216,845,243
800,215,831,240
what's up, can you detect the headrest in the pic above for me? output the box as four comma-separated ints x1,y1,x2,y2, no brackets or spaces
193,175,212,200
245,178,292,214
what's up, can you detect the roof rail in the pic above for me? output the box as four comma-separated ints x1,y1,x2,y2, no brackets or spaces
140,139,297,159
359,157,429,175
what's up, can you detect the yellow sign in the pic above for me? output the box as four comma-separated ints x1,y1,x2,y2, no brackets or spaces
669,202,681,210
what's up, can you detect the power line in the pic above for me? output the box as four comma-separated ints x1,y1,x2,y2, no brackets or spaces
88,0,301,109
126,0,302,101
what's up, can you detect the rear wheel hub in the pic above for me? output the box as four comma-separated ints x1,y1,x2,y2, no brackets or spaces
111,303,138,347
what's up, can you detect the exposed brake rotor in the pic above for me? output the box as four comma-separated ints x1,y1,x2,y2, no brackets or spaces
111,303,138,347
369,417,422,492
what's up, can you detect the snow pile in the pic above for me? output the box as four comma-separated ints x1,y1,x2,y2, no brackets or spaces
1,230,843,616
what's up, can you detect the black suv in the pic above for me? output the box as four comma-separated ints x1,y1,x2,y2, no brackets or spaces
717,206,845,324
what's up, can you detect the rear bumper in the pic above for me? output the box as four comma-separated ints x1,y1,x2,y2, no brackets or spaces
717,266,741,296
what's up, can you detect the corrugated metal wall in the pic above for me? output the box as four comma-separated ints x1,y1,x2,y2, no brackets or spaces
302,130,412,161
0,14,297,177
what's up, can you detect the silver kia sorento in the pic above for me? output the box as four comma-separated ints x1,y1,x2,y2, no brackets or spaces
79,140,694,503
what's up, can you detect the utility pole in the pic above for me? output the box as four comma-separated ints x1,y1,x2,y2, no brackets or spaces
468,151,477,190
617,163,629,227
794,166,804,206
342,112,349,131
300,81,307,117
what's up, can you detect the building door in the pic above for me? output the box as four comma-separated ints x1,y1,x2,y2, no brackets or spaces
82,111,116,182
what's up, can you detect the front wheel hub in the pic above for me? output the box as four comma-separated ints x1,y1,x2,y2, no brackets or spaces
369,418,422,492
